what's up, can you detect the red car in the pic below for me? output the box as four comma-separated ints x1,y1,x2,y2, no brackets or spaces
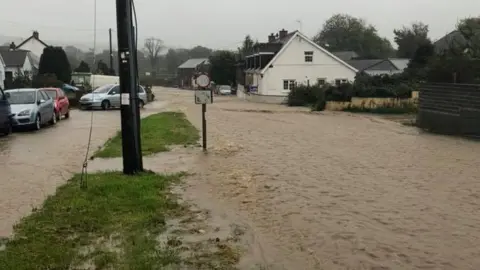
41,88,70,121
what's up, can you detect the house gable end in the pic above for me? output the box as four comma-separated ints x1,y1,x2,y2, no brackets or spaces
261,32,358,74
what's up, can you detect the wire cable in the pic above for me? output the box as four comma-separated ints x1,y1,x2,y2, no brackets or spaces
80,0,98,189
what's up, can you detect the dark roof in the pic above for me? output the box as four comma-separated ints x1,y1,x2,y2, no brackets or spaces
178,58,209,69
332,51,359,61
16,33,48,49
346,59,383,71
0,50,28,67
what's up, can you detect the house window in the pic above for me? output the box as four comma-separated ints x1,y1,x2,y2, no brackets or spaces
335,79,348,86
317,78,326,85
283,80,296,90
304,51,313,62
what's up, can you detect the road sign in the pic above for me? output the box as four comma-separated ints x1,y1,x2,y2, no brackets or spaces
196,74,210,88
195,90,213,104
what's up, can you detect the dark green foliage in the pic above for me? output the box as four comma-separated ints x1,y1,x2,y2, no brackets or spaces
324,83,353,102
353,73,413,98
38,46,72,83
6,72,32,89
394,22,431,58
95,60,111,75
209,50,236,85
74,60,90,73
313,14,394,58
32,73,64,88
287,85,326,111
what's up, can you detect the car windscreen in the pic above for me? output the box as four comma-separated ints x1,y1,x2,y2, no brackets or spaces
44,90,57,99
93,85,112,93
6,91,36,104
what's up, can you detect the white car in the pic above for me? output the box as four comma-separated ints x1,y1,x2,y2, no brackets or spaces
218,85,232,95
79,84,148,110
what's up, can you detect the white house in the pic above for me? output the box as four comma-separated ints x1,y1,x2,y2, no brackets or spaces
0,54,5,89
15,31,48,60
0,45,35,84
238,29,358,103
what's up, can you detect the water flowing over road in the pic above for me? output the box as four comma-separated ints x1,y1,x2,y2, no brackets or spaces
2,87,480,269
156,88,480,270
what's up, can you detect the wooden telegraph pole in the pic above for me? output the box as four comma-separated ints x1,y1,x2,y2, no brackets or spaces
115,0,143,174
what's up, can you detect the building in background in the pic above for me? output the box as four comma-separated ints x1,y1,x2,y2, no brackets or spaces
177,58,210,89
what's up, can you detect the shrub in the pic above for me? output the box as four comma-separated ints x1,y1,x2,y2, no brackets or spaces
324,83,353,102
286,84,326,111
32,73,64,88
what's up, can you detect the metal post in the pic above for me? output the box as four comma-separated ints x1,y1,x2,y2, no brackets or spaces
115,0,140,174
109,28,114,74
202,103,207,150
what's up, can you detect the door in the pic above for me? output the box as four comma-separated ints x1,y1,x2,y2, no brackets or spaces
58,90,68,114
38,91,51,123
107,85,121,107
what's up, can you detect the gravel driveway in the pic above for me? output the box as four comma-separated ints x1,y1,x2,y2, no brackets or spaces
155,87,480,270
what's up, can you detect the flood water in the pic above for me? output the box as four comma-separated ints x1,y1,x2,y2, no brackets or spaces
2,87,480,269
156,88,480,269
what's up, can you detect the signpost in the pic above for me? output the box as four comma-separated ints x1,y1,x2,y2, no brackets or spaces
195,74,212,151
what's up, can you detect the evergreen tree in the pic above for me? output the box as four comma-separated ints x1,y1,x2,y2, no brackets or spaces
38,46,72,83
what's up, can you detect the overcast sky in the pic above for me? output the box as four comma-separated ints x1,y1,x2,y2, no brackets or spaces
1,0,479,51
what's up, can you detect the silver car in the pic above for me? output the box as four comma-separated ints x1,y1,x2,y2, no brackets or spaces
79,84,147,110
5,88,56,130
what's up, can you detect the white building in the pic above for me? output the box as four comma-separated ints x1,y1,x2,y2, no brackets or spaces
0,45,35,84
238,29,358,103
0,54,5,89
15,31,48,60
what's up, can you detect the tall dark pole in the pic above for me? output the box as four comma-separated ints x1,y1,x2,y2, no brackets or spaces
109,28,114,73
115,0,142,174
131,25,143,171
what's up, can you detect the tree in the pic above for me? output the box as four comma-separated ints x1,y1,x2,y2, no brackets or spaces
313,14,394,59
188,46,212,58
144,37,164,72
209,50,236,85
74,61,91,72
394,22,430,58
237,35,255,58
165,48,190,75
96,60,111,75
38,46,72,83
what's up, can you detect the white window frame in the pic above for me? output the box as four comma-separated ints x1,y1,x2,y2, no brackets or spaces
335,79,348,86
317,78,326,85
283,79,296,91
304,51,313,62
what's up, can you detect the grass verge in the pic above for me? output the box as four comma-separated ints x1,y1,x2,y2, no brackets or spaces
0,171,186,270
341,102,418,114
0,171,242,269
94,112,199,158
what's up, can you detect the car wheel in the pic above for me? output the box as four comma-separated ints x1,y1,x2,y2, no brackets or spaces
0,122,12,136
138,100,145,108
65,110,70,119
101,100,110,110
34,114,41,131
50,110,57,125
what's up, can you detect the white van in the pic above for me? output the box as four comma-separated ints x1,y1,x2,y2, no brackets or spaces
71,73,119,89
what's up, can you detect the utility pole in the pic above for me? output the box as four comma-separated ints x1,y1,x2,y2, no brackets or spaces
115,0,143,174
109,28,114,73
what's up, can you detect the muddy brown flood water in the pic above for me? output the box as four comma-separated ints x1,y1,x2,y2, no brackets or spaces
155,88,480,269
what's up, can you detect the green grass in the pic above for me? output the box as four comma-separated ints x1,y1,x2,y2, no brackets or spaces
0,171,186,270
341,102,418,114
95,112,199,158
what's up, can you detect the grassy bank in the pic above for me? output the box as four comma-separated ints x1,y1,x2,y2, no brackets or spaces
95,112,199,158
341,102,418,114
0,172,241,269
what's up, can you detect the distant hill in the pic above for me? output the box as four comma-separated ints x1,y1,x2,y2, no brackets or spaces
0,34,110,51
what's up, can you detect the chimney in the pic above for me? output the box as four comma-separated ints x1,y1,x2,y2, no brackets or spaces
9,42,16,50
268,33,276,43
33,31,39,39
279,29,288,39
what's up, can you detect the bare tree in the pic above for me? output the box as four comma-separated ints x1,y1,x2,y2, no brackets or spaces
144,37,164,73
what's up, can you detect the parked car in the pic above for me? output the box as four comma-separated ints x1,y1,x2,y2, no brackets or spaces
79,84,148,110
5,88,56,131
217,85,232,95
0,88,13,136
42,88,70,121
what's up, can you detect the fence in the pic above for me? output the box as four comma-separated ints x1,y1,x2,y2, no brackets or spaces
418,83,480,136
